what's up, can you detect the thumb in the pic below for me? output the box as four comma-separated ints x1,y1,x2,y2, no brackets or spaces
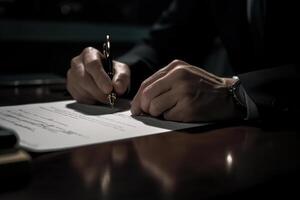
112,62,130,95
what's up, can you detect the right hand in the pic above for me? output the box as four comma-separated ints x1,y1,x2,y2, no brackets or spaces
67,47,130,104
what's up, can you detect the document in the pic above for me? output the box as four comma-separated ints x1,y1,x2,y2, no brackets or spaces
0,100,204,152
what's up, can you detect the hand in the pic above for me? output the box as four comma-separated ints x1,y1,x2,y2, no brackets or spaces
131,60,243,122
67,47,130,104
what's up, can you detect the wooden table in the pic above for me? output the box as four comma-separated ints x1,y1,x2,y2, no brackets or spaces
0,84,299,199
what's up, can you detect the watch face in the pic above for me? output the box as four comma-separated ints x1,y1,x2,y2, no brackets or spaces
229,79,246,109
232,76,239,81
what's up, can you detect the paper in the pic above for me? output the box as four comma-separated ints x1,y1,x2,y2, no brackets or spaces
0,100,204,152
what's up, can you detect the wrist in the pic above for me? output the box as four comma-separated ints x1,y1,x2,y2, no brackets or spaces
227,76,247,120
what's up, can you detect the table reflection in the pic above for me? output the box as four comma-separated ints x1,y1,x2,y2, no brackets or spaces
70,126,259,199
133,127,257,195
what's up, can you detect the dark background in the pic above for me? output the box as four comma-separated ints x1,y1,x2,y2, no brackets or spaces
0,0,172,77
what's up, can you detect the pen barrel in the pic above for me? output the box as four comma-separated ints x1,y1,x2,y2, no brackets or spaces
103,57,114,80
107,71,114,80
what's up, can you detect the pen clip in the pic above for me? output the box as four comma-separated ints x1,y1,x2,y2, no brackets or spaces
103,35,113,79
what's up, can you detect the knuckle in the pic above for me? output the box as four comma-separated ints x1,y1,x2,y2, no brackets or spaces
82,46,95,54
167,59,187,70
171,59,184,66
141,87,151,100
173,65,186,72
140,80,148,89
172,66,189,79
70,56,80,68
141,89,149,102
167,59,181,70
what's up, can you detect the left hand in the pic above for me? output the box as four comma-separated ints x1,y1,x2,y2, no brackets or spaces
130,60,243,122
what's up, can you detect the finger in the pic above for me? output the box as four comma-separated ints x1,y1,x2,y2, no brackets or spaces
70,55,83,70
140,75,173,114
82,47,113,94
131,75,170,115
131,70,170,115
67,64,106,103
131,59,186,114
132,70,166,104
137,59,187,93
163,98,197,122
163,103,183,122
113,71,130,95
82,73,108,103
67,65,92,103
148,90,178,117
68,60,106,103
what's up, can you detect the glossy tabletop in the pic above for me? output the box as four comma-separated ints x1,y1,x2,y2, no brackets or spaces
0,84,299,199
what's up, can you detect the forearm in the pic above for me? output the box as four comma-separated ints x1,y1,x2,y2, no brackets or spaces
238,64,300,122
117,0,216,96
117,42,159,97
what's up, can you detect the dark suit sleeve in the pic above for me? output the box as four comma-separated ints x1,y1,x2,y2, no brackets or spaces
238,64,300,123
117,0,216,96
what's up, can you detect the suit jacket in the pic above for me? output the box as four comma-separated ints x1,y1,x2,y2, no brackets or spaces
118,0,300,122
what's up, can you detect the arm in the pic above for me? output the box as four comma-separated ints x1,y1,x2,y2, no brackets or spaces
126,0,300,123
66,0,216,104
239,64,300,122
117,0,217,95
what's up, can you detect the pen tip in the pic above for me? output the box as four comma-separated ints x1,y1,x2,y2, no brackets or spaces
108,93,117,107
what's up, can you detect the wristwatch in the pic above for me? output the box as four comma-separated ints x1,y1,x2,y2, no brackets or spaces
228,76,247,117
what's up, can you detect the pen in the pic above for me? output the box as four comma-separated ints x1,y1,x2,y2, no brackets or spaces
103,34,117,106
